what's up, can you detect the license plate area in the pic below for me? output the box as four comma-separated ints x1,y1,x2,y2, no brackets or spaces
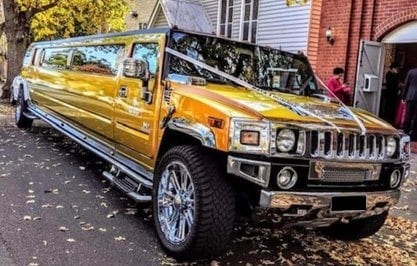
331,196,366,212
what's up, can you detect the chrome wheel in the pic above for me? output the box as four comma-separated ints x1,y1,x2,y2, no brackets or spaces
157,160,195,244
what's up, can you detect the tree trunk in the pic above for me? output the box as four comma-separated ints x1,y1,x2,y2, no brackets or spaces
0,36,29,99
0,0,30,99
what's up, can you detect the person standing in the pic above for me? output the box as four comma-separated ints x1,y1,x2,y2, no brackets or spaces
326,67,351,105
402,67,417,139
383,62,401,124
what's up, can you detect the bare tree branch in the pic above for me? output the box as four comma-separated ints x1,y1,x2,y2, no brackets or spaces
27,0,61,18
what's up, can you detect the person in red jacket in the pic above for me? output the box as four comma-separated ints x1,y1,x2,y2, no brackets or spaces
326,67,351,105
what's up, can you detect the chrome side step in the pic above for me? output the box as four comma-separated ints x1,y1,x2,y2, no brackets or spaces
103,170,151,202
23,111,38,120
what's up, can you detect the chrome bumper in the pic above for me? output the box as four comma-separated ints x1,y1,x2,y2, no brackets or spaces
259,190,400,218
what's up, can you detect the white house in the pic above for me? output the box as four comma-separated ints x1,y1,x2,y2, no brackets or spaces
147,0,312,54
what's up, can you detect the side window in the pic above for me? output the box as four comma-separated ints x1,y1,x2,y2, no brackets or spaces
219,0,234,38
132,43,159,75
23,48,33,66
70,45,124,75
240,0,259,43
41,48,69,69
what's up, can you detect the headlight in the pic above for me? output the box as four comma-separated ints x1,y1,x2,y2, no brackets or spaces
240,131,260,146
229,118,270,154
276,129,296,152
386,136,397,157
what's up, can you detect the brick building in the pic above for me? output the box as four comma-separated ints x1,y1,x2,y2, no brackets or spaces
309,0,417,115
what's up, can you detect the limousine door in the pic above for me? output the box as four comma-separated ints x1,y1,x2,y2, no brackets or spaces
114,42,161,168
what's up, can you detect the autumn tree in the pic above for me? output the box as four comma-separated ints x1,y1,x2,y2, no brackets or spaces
286,0,310,6
0,0,128,99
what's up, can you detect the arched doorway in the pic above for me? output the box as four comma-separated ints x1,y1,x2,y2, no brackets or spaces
380,21,417,125
354,21,417,124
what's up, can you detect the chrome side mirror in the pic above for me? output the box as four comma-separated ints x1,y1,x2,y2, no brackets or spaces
123,58,149,80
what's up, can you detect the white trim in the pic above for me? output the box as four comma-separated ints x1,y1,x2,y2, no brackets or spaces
382,21,417,44
216,0,222,35
147,2,162,28
238,0,244,40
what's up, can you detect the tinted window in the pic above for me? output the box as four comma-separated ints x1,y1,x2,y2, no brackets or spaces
168,32,314,95
71,45,124,75
23,48,33,66
132,43,159,75
42,48,69,69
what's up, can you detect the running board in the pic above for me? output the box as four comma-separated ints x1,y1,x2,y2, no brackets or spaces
23,111,38,120
103,171,151,202
27,105,153,189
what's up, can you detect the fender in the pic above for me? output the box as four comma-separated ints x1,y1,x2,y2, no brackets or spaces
11,76,30,102
166,117,216,148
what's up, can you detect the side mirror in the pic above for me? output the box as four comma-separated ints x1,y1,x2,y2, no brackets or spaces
123,58,149,80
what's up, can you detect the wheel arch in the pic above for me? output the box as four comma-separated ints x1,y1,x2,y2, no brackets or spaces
156,119,225,168
12,76,30,102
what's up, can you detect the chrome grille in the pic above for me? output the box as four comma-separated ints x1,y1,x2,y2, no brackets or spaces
310,131,388,160
309,161,381,182
318,167,367,183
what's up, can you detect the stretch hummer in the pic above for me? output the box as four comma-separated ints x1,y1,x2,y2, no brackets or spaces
12,28,410,259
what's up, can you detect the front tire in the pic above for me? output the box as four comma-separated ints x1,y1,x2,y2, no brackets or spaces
323,211,388,241
153,145,235,260
15,88,33,129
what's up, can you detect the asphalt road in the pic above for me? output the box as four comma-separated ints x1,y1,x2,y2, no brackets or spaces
1,100,416,265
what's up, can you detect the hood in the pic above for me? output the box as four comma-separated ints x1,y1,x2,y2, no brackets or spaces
174,82,396,133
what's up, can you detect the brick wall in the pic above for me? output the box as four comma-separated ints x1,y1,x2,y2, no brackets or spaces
314,0,417,92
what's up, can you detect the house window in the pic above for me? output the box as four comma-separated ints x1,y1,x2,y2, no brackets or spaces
219,0,233,38
241,0,258,43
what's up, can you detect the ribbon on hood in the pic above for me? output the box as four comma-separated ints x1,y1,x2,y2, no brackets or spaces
165,47,366,135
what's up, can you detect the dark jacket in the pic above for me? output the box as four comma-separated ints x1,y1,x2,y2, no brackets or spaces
404,68,417,101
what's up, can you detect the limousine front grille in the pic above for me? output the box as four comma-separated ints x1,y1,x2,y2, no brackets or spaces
310,131,392,160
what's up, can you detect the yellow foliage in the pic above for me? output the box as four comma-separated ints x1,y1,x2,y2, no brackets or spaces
21,0,128,41
286,0,310,6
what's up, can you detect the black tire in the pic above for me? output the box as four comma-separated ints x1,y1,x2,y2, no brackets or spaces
323,211,388,241
152,145,235,260
15,88,33,129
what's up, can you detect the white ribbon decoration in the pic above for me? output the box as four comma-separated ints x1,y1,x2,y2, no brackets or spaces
166,47,366,134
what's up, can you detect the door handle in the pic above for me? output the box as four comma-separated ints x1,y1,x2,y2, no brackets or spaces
119,86,128,98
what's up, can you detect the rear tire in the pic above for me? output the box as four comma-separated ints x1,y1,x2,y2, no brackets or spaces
323,211,388,241
153,145,235,260
15,88,33,129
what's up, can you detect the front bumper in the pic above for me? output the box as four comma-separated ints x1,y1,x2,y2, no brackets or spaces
260,189,399,220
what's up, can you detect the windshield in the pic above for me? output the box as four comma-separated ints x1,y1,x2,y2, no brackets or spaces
167,31,317,96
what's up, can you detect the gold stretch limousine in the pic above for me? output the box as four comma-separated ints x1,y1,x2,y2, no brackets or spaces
11,28,410,260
